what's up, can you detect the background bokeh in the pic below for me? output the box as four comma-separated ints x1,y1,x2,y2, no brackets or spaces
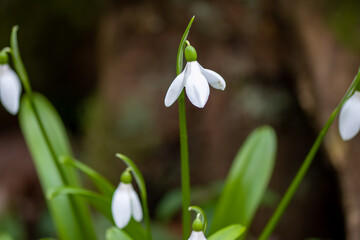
1,0,360,239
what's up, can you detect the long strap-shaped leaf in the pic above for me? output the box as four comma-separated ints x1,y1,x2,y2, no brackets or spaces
209,126,277,236
12,26,96,240
19,93,97,240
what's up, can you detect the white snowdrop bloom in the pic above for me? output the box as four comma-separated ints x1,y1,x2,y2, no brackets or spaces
111,182,143,229
188,231,207,240
164,44,226,108
339,91,360,141
0,64,21,115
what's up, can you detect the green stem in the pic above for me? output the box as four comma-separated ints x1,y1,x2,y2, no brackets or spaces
174,16,194,240
258,69,360,240
10,26,32,95
178,90,191,240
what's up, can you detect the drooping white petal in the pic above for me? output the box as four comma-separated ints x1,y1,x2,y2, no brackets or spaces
0,65,22,115
111,183,132,228
188,231,207,240
129,185,143,222
164,64,187,107
339,91,360,140
185,61,210,108
199,65,226,90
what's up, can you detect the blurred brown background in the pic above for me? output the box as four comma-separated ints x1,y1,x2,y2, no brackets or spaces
1,0,360,239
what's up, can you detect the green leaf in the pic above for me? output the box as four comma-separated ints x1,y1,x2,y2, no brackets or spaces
123,220,146,240
209,126,277,234
0,233,14,240
60,156,115,197
48,187,112,221
106,227,133,240
176,16,195,75
19,93,96,240
208,224,246,240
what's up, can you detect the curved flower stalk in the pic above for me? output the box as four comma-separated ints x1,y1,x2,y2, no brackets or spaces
111,169,143,229
0,51,21,115
259,68,360,240
165,41,226,108
339,91,360,140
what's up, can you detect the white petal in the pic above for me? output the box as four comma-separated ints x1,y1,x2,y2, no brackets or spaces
185,62,210,108
111,183,132,228
339,91,360,140
129,185,143,222
188,231,207,240
200,65,226,90
0,65,22,115
164,64,187,107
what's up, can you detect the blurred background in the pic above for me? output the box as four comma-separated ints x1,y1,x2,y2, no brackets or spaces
1,0,360,239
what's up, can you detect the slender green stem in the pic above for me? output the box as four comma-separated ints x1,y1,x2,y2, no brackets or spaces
178,91,191,239
258,70,360,240
174,16,194,240
10,26,32,95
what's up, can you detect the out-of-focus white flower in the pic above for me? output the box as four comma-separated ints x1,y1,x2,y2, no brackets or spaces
188,230,207,240
111,180,143,228
164,44,225,108
0,64,21,115
339,91,360,141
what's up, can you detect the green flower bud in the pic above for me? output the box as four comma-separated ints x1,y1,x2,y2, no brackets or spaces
121,170,132,184
185,45,197,62
192,217,203,232
0,51,8,65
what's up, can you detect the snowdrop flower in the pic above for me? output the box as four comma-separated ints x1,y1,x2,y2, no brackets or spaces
339,91,360,140
188,216,207,240
111,169,143,229
164,42,226,108
0,52,21,115
188,231,207,240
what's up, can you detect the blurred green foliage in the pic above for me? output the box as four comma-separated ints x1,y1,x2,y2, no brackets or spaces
326,0,360,52
0,212,25,240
